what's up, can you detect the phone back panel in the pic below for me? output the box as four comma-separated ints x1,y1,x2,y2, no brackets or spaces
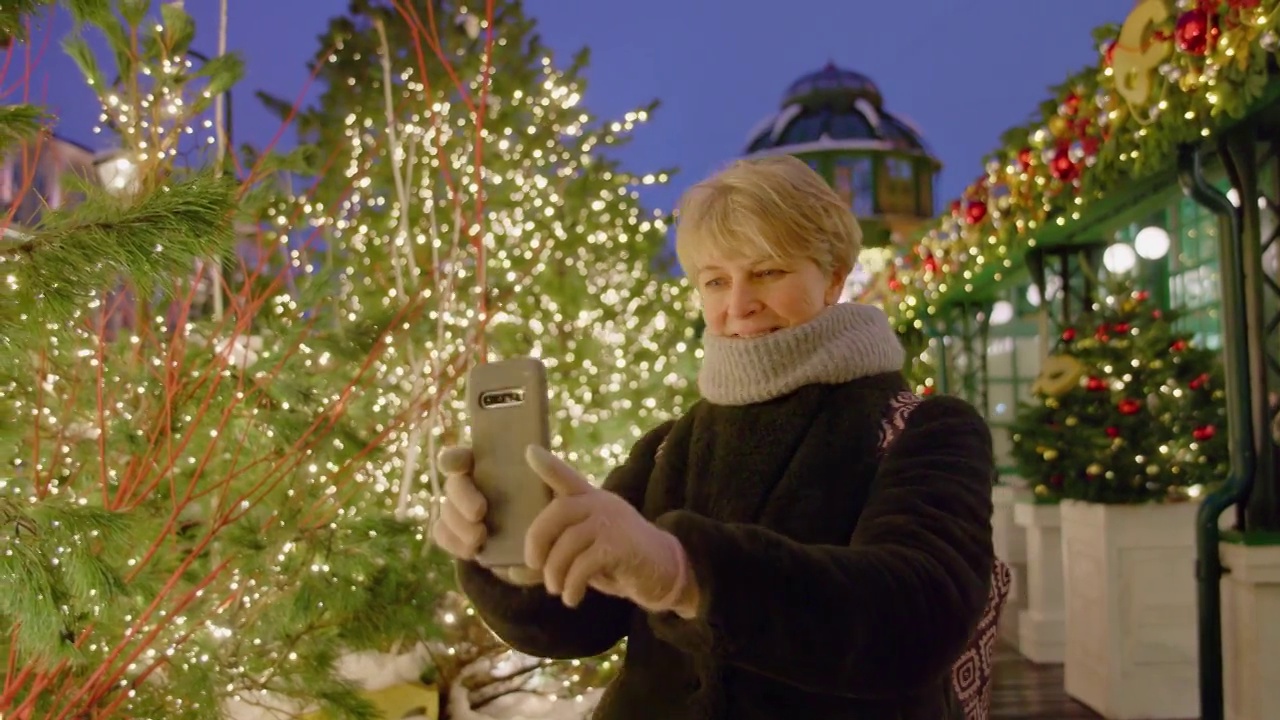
466,357,552,567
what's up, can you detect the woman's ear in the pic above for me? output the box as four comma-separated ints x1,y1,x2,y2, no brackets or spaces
825,265,850,305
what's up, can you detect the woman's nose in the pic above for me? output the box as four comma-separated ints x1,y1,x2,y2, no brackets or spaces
728,284,761,317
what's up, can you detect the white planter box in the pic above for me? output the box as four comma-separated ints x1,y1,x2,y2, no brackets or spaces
1221,541,1280,720
1061,500,1200,719
1012,501,1065,663
993,483,1032,644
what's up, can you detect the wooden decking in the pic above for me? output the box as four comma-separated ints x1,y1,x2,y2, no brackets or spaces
991,643,1101,719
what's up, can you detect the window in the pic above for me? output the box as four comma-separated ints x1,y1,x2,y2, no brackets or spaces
876,156,916,215
1167,198,1223,348
832,156,874,217
986,287,1043,479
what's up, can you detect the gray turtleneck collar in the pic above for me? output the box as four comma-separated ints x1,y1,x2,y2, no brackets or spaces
697,303,905,406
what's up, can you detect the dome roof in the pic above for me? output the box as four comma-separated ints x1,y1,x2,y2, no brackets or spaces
745,62,935,158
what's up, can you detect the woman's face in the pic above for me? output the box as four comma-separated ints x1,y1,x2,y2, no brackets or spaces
693,250,846,339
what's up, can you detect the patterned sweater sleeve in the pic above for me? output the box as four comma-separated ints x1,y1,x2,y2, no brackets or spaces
648,396,995,697
456,420,675,660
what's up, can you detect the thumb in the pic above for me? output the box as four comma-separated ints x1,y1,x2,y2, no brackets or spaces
525,444,592,496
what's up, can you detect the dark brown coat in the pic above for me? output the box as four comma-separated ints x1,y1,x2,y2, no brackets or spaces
458,372,995,719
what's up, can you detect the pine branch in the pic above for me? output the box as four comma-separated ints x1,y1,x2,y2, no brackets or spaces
0,0,49,42
0,173,238,344
0,498,134,666
0,105,49,154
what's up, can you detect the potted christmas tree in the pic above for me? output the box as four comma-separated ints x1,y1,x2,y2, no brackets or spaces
1010,283,1227,718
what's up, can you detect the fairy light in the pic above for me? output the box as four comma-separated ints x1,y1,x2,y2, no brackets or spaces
313,50,698,487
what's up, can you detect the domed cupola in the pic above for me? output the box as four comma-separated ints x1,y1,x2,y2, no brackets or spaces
743,62,941,249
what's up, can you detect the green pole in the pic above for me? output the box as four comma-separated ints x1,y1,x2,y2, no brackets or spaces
1177,143,1255,720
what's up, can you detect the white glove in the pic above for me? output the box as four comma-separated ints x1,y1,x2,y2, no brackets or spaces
432,446,541,587
524,445,694,614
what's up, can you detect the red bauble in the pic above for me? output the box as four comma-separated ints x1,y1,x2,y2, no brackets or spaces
1175,9,1219,56
1018,147,1033,169
1105,426,1121,438
966,201,988,224
1062,92,1081,116
1118,398,1143,415
1113,322,1131,334
1103,40,1117,67
1051,146,1078,181
1170,339,1189,352
1095,324,1111,342
1193,424,1218,441
1062,328,1077,342
1189,372,1211,390
922,386,936,396
1087,376,1108,392
1135,290,1151,301
950,199,963,216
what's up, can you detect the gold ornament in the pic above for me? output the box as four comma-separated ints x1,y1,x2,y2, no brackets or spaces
1043,449,1060,462
1087,463,1105,476
1112,0,1173,108
1146,464,1161,476
1048,114,1070,137
1065,416,1079,427
1032,354,1086,398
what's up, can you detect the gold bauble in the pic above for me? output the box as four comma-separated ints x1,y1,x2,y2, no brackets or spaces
1048,114,1070,137
1065,416,1079,427
1087,463,1105,476
1043,449,1060,462
1147,464,1161,476
1032,354,1086,398
1150,359,1164,370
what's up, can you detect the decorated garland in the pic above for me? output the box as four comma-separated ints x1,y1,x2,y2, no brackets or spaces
883,0,1280,329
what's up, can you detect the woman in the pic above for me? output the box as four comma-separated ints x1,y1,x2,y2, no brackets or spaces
433,154,999,720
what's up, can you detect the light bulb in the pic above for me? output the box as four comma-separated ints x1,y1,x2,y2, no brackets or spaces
1133,226,1170,260
1103,243,1137,274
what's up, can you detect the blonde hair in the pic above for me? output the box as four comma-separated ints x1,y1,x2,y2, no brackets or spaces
674,154,863,276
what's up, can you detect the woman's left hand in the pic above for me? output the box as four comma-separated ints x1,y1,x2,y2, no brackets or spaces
523,445,694,615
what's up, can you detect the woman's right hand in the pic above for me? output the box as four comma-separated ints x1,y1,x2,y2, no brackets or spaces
432,446,541,587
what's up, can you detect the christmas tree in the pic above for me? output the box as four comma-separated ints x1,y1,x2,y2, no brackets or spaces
279,0,700,482
1010,283,1229,504
1,0,699,717
267,0,702,708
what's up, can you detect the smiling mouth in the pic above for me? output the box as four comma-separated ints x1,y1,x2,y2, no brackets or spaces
732,327,782,339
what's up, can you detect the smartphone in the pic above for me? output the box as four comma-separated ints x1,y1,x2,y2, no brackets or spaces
466,356,553,567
